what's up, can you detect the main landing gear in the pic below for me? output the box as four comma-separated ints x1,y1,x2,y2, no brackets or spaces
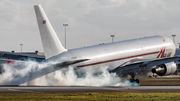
127,72,139,85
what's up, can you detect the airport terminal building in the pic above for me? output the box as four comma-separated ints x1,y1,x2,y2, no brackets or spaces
0,51,45,74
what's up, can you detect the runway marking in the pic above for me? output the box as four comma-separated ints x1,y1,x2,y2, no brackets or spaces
102,87,133,92
102,87,141,92
7,89,41,93
8,89,22,92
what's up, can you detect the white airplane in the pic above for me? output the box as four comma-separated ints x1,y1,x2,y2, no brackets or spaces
33,5,180,84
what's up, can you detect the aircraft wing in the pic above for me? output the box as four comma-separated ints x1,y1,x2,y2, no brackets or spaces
109,56,180,75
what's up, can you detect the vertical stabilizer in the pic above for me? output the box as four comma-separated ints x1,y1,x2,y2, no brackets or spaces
34,5,66,59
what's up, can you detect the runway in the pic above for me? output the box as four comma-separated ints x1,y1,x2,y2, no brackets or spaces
0,86,180,93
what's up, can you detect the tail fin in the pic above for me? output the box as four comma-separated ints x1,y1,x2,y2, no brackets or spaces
34,5,66,59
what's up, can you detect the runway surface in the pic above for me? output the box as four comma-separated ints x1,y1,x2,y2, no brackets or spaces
0,86,180,93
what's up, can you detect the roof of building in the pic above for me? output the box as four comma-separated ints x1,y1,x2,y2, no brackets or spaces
0,51,45,62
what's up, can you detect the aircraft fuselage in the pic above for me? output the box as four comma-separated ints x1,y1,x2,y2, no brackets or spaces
47,35,175,71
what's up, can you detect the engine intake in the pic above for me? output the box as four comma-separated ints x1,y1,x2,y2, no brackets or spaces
152,62,177,76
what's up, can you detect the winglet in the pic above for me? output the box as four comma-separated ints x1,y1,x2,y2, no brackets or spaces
34,5,67,59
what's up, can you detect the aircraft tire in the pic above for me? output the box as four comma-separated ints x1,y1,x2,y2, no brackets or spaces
135,79,139,84
128,79,140,85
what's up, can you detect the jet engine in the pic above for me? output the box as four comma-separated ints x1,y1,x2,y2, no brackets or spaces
152,62,177,76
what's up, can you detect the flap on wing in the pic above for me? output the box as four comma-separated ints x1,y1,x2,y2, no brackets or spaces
109,56,180,74
145,56,180,68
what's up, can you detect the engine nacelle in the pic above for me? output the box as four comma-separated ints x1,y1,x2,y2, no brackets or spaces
152,62,177,76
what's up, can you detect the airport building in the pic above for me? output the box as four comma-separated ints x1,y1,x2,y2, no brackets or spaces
175,48,180,75
0,51,45,62
0,51,45,74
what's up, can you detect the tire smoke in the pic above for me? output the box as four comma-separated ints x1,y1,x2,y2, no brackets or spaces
0,61,139,86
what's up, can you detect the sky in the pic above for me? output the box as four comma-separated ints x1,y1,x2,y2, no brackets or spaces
0,0,180,52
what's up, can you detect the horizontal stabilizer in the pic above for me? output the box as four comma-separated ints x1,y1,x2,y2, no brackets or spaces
54,59,90,68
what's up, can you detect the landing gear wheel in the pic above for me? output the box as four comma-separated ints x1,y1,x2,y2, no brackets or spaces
135,79,139,84
128,72,140,85
128,79,139,85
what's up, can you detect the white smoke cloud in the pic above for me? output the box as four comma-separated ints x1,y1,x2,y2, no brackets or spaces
0,61,138,86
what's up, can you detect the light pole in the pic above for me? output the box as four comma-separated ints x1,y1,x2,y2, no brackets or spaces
63,24,68,49
20,44,23,53
172,35,176,44
110,35,115,42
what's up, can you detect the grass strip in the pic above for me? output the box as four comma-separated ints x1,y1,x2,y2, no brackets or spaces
0,92,180,101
